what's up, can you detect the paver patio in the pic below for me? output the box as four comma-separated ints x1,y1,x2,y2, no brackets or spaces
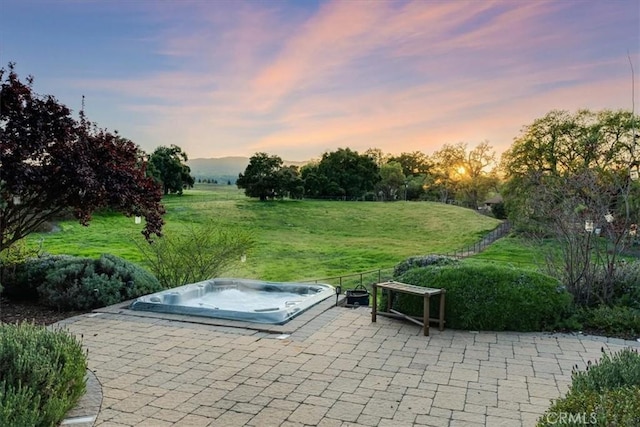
57,305,639,427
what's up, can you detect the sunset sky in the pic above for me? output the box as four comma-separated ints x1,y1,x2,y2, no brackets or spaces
1,0,639,161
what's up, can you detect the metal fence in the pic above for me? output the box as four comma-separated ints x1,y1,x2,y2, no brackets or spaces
304,268,395,288
303,221,512,290
442,221,512,258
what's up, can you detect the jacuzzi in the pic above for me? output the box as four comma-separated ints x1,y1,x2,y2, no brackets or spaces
130,278,335,324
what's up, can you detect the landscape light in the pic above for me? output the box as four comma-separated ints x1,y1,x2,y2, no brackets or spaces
134,216,142,224
585,220,594,233
605,213,614,223
12,195,21,205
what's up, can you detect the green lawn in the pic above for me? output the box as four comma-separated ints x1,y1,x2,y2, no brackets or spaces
27,185,503,282
464,235,551,270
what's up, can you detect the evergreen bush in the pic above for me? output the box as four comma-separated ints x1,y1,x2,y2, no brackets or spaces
390,264,572,331
538,348,640,426
95,254,162,299
36,254,162,310
576,306,640,340
0,240,40,295
0,323,87,427
1,254,72,301
1,253,162,310
610,260,640,309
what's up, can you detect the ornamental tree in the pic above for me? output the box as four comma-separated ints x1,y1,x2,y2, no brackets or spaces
0,63,165,254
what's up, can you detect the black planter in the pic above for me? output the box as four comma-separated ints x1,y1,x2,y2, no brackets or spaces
346,285,370,306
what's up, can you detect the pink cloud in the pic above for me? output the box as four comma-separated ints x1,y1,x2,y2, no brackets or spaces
58,0,638,161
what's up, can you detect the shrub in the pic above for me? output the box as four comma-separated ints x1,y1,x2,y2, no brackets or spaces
363,192,377,201
393,255,459,278
491,202,507,220
571,347,640,393
391,264,572,331
575,305,640,341
610,260,640,309
95,254,163,298
135,221,254,289
0,240,43,298
0,322,87,427
537,387,640,426
538,348,640,426
0,254,72,301
2,253,163,310
36,254,163,310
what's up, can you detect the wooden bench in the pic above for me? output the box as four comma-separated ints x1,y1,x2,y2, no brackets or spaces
371,281,446,336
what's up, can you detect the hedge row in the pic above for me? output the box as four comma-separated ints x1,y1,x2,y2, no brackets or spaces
386,263,572,331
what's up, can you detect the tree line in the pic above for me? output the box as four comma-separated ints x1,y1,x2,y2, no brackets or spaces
237,109,638,230
237,142,499,209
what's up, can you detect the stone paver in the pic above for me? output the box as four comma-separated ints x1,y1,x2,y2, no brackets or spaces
58,306,639,426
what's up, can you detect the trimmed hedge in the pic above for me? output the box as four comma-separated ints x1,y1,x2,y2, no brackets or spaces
389,264,572,331
0,323,87,427
2,254,162,311
538,348,640,426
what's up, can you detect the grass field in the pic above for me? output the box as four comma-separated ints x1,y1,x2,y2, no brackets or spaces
27,184,504,282
466,236,550,270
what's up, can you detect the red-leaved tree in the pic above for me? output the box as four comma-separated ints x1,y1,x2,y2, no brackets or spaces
0,63,165,254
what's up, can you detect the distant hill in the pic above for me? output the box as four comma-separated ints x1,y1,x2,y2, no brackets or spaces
187,157,308,184
187,157,249,183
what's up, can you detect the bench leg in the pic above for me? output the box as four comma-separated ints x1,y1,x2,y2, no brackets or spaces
439,290,446,331
423,294,430,336
371,284,377,323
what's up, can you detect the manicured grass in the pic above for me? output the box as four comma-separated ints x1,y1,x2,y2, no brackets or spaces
27,185,502,281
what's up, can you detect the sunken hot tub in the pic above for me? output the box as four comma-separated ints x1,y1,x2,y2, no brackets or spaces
130,278,335,324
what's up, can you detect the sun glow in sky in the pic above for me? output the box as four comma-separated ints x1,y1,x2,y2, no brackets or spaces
1,0,638,161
